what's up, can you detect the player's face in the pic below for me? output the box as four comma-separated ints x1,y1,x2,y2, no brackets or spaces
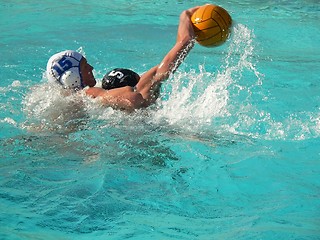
80,58,96,87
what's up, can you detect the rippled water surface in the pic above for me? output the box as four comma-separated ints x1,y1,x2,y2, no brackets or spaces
1,0,319,239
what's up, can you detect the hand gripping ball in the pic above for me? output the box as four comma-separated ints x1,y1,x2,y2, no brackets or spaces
191,4,232,47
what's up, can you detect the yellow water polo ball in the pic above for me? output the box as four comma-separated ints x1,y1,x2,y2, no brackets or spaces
191,4,232,47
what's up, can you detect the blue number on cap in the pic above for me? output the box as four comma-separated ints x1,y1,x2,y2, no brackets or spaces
52,56,73,75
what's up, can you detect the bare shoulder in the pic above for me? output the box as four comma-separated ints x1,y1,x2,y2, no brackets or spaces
85,86,145,110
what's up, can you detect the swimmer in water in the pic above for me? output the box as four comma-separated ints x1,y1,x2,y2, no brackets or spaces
46,6,200,110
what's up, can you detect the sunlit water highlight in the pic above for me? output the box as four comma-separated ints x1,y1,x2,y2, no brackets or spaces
1,1,319,239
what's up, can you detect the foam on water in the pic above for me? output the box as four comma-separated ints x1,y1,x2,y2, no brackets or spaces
151,24,260,130
2,2,320,239
22,83,87,133
21,22,320,143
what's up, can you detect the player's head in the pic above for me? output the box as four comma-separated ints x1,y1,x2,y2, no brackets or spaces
46,50,95,90
102,68,140,90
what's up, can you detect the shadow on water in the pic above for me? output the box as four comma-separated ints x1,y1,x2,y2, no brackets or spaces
1,18,319,237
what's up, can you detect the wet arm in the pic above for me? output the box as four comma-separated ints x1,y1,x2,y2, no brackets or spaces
135,6,199,104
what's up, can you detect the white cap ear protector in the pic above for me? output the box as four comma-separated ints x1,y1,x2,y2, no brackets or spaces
46,50,85,90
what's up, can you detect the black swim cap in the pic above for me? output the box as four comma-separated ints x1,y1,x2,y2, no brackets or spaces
102,68,140,90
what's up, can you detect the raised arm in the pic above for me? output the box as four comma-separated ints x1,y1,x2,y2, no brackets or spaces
135,6,200,105
85,6,200,111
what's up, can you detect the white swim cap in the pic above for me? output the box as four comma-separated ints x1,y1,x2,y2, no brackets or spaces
46,50,84,90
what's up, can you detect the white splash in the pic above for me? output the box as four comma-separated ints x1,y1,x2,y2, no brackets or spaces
1,117,17,126
150,23,263,133
22,83,87,132
21,28,319,141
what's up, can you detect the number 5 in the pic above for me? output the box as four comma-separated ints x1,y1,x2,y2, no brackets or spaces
108,70,124,79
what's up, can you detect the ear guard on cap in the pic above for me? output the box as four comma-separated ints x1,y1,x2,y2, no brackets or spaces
46,50,84,90
60,68,83,90
102,68,140,90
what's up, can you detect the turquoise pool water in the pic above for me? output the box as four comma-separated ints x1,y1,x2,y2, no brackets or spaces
1,0,319,239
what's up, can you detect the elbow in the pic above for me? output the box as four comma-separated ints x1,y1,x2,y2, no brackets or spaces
125,93,146,110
